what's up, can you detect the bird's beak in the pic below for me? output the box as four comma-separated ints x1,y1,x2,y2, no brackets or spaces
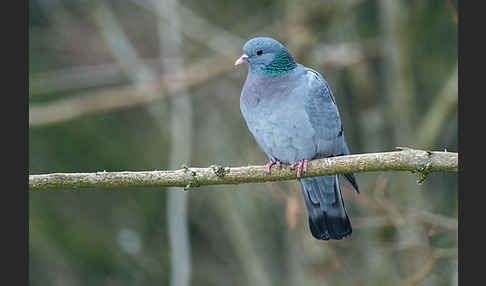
234,54,248,66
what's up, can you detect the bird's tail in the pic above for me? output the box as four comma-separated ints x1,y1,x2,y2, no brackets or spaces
300,175,352,240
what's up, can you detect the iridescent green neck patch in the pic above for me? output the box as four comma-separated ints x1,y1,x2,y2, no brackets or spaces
261,52,297,75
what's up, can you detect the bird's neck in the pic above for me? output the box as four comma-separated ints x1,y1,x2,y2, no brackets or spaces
260,52,297,76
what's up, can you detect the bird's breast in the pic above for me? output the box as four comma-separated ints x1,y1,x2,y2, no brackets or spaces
240,86,318,163
241,77,294,109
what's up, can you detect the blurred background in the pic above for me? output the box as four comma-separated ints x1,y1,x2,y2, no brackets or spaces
29,0,458,285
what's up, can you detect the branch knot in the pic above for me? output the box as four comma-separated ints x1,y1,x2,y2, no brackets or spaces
210,164,228,178
416,150,433,185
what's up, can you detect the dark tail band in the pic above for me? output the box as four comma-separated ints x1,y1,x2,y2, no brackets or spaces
300,175,352,240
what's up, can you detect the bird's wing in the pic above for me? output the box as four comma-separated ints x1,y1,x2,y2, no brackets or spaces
305,68,338,105
302,67,360,193
302,67,344,153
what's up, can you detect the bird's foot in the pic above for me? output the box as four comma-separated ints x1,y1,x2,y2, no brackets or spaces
265,160,281,176
294,160,308,178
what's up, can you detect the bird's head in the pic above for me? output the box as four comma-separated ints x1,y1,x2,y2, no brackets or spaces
235,37,297,75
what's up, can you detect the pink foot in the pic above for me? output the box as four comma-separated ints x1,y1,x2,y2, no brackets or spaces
265,160,281,176
295,160,308,178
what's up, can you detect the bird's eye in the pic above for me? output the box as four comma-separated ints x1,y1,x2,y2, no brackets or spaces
256,50,263,56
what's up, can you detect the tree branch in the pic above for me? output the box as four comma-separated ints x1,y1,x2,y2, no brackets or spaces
29,149,457,191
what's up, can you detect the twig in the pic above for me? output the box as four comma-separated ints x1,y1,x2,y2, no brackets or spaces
445,0,458,25
29,149,457,191
29,60,138,97
311,40,383,69
92,5,157,84
352,212,457,231
395,248,457,286
326,242,365,286
373,175,407,226
409,210,457,231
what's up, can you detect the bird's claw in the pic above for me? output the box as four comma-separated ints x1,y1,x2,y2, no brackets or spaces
295,160,308,178
273,160,308,177
265,160,281,176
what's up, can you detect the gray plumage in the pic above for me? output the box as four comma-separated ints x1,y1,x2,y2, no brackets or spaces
236,37,359,240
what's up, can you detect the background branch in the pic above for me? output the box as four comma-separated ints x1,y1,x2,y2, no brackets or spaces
395,248,458,286
28,55,230,127
416,63,458,149
154,0,194,285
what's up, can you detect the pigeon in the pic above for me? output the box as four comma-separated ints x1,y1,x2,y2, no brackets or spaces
235,37,359,240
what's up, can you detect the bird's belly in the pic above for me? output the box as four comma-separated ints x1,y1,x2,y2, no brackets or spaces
243,102,317,164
